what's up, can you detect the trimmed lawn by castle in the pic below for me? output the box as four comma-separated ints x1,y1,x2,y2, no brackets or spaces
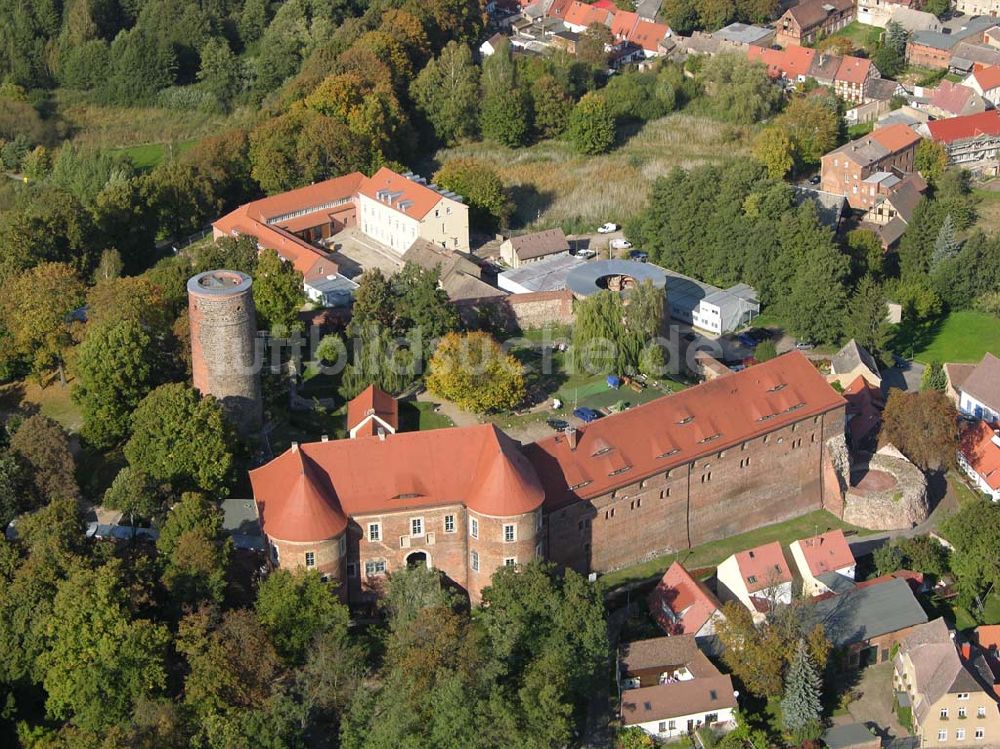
600,509,867,589
896,310,1000,364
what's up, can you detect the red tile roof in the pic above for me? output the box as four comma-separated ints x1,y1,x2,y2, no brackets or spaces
869,123,923,153
973,624,1000,651
927,110,1000,144
563,0,613,27
610,9,639,37
546,0,575,19
795,529,855,576
928,80,980,116
836,56,872,85
746,44,817,82
526,351,845,509
733,541,792,593
648,561,723,636
347,385,399,436
250,424,545,543
628,20,671,52
844,375,883,445
959,420,1000,491
356,167,445,220
971,65,1000,92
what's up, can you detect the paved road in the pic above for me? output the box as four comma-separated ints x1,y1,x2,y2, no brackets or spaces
881,357,925,396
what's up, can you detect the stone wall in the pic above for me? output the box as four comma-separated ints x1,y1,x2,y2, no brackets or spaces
843,446,929,530
456,290,575,332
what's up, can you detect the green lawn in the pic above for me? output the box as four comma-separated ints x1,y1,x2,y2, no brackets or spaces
949,471,985,507
818,21,881,52
935,592,1000,631
398,401,454,431
600,509,867,589
113,140,196,171
973,187,1000,236
894,310,1000,364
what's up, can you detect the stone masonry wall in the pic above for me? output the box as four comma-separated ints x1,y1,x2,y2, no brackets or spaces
843,449,929,530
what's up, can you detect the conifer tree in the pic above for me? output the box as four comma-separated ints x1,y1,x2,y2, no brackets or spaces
781,639,823,739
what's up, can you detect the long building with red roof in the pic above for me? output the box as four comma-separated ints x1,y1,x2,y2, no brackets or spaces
212,168,470,284
249,352,846,603
925,109,1000,176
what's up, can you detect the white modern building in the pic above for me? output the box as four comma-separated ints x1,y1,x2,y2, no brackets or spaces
662,270,760,335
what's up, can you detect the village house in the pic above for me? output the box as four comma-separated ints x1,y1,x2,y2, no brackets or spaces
958,420,1000,502
889,6,941,35
716,541,794,620
906,17,994,70
619,635,738,741
926,109,1000,177
835,56,881,105
747,44,816,87
803,576,928,668
862,173,926,249
956,0,1000,16
829,339,882,389
648,561,726,640
893,618,1000,747
951,42,1000,77
923,80,988,120
953,353,1000,423
499,228,571,268
820,123,922,210
775,0,854,47
963,66,1000,107
857,0,919,29
346,384,398,439
789,529,857,596
712,22,773,47
401,239,504,303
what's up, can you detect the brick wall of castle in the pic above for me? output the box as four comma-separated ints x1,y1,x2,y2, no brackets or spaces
345,505,542,604
269,535,346,599
544,406,846,575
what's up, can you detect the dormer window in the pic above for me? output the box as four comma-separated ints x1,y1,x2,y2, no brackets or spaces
677,416,694,425
699,434,721,444
608,466,632,477
657,449,680,458
768,383,787,392
569,480,592,491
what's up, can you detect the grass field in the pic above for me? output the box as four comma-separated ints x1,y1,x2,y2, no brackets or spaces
600,509,866,588
432,113,748,231
973,187,1000,236
819,21,881,53
114,140,197,171
0,376,83,432
896,310,1000,363
55,89,234,152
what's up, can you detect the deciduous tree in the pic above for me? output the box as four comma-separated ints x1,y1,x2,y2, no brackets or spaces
253,248,303,332
940,499,1000,610
752,126,794,179
426,331,526,413
879,389,957,471
434,159,511,229
568,92,615,155
125,383,234,493
9,414,78,502
410,41,480,145
256,568,350,665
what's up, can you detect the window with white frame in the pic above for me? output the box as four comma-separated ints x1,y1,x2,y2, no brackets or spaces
368,523,380,542
365,559,386,576
959,693,970,700
658,722,667,733
668,720,676,730
470,550,479,572
470,517,479,538
957,729,966,741
939,730,948,742
503,524,516,542
975,729,984,740
942,709,950,720
978,707,987,718
305,551,315,568
504,557,516,566
444,514,455,533
410,517,423,537
960,708,967,719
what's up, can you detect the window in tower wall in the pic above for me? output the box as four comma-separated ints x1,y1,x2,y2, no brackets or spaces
305,551,315,568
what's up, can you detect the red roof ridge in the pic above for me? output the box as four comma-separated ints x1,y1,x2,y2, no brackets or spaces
252,447,349,542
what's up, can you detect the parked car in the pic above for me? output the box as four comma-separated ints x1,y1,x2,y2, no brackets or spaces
610,238,632,250
573,406,601,423
597,223,619,234
629,250,648,262
809,175,821,185
547,418,569,432
795,341,815,350
575,248,597,259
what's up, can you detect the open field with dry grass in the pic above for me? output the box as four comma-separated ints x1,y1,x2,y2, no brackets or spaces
55,90,238,151
432,114,749,231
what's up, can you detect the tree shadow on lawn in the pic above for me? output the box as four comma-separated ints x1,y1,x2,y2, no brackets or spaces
890,317,945,361
511,345,570,408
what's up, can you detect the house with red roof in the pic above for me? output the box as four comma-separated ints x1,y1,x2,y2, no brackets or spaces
820,123,922,209
347,385,399,439
957,420,1000,502
834,56,880,104
212,167,471,292
790,529,856,596
561,0,614,32
775,0,854,47
648,561,726,639
925,109,1000,177
716,541,794,620
924,80,987,119
747,44,816,86
964,65,1000,107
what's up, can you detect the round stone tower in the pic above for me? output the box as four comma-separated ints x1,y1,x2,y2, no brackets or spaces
187,269,263,436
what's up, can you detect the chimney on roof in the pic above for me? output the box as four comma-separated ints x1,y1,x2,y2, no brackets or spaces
378,428,386,441
291,442,299,453
566,427,578,450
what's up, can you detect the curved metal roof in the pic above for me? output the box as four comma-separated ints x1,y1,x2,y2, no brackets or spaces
565,259,667,297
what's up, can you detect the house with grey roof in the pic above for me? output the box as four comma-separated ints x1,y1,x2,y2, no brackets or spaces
801,577,928,668
830,339,882,388
893,618,1000,747
402,238,504,303
499,228,570,269
712,22,773,47
954,352,1000,422
793,186,848,232
660,269,760,335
